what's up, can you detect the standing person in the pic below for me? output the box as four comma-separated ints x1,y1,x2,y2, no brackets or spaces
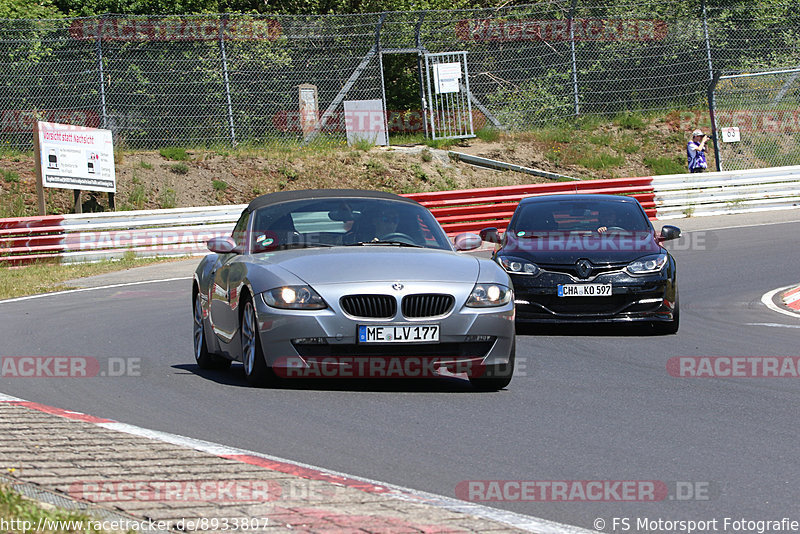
687,128,709,173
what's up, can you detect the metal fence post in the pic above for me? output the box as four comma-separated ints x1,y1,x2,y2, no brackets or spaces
96,15,108,130
219,14,237,147
701,0,714,84
569,0,580,117
707,71,722,172
415,13,428,139
378,13,389,146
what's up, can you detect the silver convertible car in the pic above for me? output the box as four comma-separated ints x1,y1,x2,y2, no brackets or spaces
192,189,515,390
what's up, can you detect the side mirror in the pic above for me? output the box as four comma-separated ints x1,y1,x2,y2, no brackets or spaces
479,227,501,244
454,232,482,251
659,225,681,242
207,236,237,254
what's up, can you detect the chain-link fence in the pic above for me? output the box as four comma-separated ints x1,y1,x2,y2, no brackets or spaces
712,69,800,171
0,0,798,153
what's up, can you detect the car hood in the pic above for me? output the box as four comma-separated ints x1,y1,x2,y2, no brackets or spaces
249,247,480,284
500,232,663,265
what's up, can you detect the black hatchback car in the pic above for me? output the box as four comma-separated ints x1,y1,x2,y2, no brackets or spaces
483,194,681,333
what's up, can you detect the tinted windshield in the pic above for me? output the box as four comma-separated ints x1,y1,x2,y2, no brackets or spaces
248,197,452,252
510,199,651,235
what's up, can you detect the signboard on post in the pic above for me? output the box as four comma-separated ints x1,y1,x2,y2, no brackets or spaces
433,62,462,94
34,121,116,215
343,100,388,146
298,84,319,138
721,127,740,143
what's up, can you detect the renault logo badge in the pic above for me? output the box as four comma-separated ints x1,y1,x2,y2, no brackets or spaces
576,260,592,279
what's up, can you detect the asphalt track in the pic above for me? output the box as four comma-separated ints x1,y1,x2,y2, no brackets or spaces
2,211,800,532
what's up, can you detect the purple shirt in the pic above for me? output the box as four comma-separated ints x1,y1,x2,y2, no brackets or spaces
687,141,707,171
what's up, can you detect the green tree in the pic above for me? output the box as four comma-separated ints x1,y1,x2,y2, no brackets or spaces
0,0,62,18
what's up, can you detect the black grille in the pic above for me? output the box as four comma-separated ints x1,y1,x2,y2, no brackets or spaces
518,292,662,316
340,294,396,318
402,294,455,318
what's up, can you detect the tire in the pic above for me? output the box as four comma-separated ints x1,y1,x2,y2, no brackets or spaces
469,339,515,391
241,297,276,387
193,295,231,370
652,294,680,335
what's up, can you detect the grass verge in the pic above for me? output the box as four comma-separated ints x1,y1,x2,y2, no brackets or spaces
0,254,189,301
0,484,119,534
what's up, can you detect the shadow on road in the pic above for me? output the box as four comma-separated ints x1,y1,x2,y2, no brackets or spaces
516,322,665,337
171,364,505,393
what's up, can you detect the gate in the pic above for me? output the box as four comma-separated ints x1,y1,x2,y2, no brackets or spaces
423,51,475,140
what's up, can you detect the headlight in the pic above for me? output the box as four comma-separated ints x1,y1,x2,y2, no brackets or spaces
466,283,512,308
498,256,540,276
261,285,327,309
626,253,668,275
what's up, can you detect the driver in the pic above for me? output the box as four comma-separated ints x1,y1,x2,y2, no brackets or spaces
373,211,399,239
596,208,619,234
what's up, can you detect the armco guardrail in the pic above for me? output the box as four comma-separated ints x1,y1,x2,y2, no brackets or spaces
3,166,799,265
0,205,246,265
653,165,800,219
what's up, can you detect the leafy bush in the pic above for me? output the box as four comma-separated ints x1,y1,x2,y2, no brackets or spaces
159,147,189,161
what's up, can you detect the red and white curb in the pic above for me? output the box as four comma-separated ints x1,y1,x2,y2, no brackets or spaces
781,285,800,312
761,284,800,319
0,392,594,534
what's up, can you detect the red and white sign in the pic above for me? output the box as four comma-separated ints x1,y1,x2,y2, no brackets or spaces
37,121,116,193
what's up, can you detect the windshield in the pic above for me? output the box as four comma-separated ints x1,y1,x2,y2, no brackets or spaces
509,199,652,236
248,197,452,252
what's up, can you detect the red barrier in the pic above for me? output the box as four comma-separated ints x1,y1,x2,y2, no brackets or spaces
404,176,655,234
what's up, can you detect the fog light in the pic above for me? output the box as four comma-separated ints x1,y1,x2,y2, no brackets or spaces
292,337,328,345
465,335,495,342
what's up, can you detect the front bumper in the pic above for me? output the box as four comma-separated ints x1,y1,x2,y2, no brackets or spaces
511,270,676,323
252,281,515,370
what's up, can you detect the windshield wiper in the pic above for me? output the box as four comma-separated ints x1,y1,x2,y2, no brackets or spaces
266,242,336,251
346,240,424,248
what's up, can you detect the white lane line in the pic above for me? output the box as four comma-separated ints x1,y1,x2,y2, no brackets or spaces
761,285,800,320
0,277,192,305
0,393,24,401
746,323,800,329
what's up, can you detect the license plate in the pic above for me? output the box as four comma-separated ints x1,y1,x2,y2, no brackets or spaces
558,284,612,297
358,324,439,343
